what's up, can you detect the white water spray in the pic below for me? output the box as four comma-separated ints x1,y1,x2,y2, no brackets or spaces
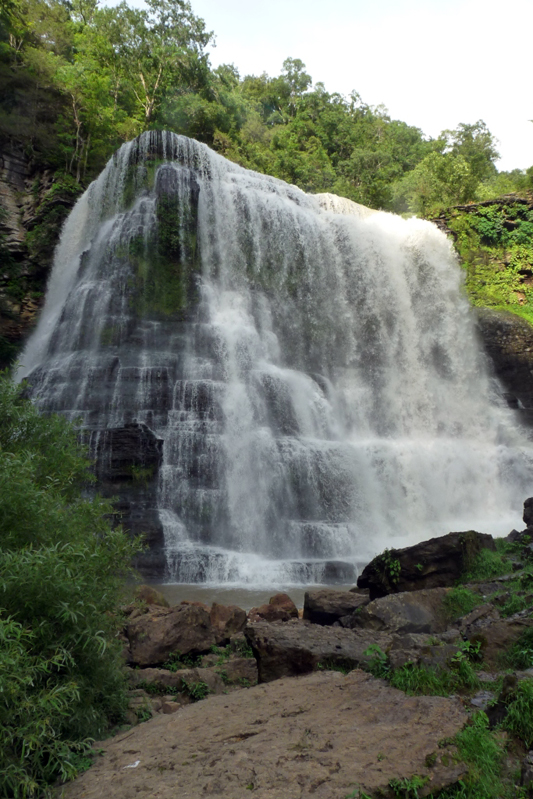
19,131,533,585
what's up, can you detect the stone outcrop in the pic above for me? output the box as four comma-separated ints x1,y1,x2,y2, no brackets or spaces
58,670,469,799
87,423,165,576
0,147,80,368
244,619,393,683
476,308,533,424
357,530,496,599
349,588,451,635
126,604,216,666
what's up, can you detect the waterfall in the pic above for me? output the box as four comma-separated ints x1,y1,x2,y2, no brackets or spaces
18,131,533,586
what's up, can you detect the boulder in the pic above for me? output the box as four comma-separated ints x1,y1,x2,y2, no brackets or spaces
349,588,451,635
248,592,299,623
126,604,216,666
524,497,533,528
134,584,169,608
303,588,370,625
209,602,247,644
357,531,496,599
244,619,392,682
466,615,533,666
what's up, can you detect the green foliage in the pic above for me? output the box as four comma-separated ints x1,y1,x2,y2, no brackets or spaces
182,680,209,701
130,464,155,483
389,774,428,798
443,199,533,326
507,627,533,670
389,660,480,697
443,588,480,622
0,372,140,796
232,638,254,659
362,643,480,696
363,644,391,679
436,713,508,799
503,679,533,748
370,548,402,595
162,651,202,671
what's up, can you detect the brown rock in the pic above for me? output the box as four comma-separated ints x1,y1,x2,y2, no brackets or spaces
350,588,451,635
468,615,533,666
244,619,392,683
160,700,182,714
248,592,299,623
209,602,247,644
218,657,258,686
126,604,216,666
303,588,370,625
134,584,169,608
358,531,495,599
57,670,469,799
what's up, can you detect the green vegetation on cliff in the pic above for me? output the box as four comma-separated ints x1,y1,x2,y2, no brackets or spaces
434,196,533,327
0,373,139,797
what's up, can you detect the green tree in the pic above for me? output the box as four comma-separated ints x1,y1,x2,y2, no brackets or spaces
0,372,139,797
101,0,213,128
442,119,500,185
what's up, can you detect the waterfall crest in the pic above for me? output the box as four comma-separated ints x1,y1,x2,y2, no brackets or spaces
19,131,533,585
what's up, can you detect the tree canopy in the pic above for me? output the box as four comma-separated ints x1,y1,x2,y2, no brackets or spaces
0,0,531,211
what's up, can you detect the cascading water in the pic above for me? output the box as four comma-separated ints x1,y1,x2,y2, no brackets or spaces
18,131,533,586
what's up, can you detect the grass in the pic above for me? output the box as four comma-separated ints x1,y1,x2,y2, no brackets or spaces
461,548,513,583
435,712,511,799
443,587,481,622
503,679,533,748
161,651,202,671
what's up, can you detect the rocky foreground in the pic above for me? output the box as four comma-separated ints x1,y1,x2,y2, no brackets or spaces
57,515,533,799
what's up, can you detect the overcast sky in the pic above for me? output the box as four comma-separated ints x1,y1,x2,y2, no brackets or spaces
105,0,533,171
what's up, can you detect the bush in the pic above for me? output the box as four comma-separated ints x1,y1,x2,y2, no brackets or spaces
0,373,139,797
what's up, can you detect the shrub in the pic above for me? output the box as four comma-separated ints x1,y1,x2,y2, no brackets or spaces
0,373,140,796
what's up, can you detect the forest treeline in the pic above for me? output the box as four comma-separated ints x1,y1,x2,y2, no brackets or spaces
1,0,532,215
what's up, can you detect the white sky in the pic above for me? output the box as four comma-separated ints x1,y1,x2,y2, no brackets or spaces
105,0,533,171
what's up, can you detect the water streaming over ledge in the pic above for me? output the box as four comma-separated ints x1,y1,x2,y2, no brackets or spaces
18,131,533,586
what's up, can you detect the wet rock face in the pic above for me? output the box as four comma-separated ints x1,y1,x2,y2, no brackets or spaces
477,309,533,424
0,148,80,368
88,422,165,577
357,530,496,599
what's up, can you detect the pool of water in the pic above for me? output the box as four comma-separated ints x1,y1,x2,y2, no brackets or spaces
144,584,354,611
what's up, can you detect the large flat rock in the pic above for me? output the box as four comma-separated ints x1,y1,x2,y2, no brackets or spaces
58,670,468,799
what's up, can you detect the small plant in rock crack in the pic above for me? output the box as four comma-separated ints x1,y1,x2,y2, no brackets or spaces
345,788,372,799
379,549,401,585
363,644,391,679
162,651,202,671
183,680,210,701
451,639,482,664
389,774,428,798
